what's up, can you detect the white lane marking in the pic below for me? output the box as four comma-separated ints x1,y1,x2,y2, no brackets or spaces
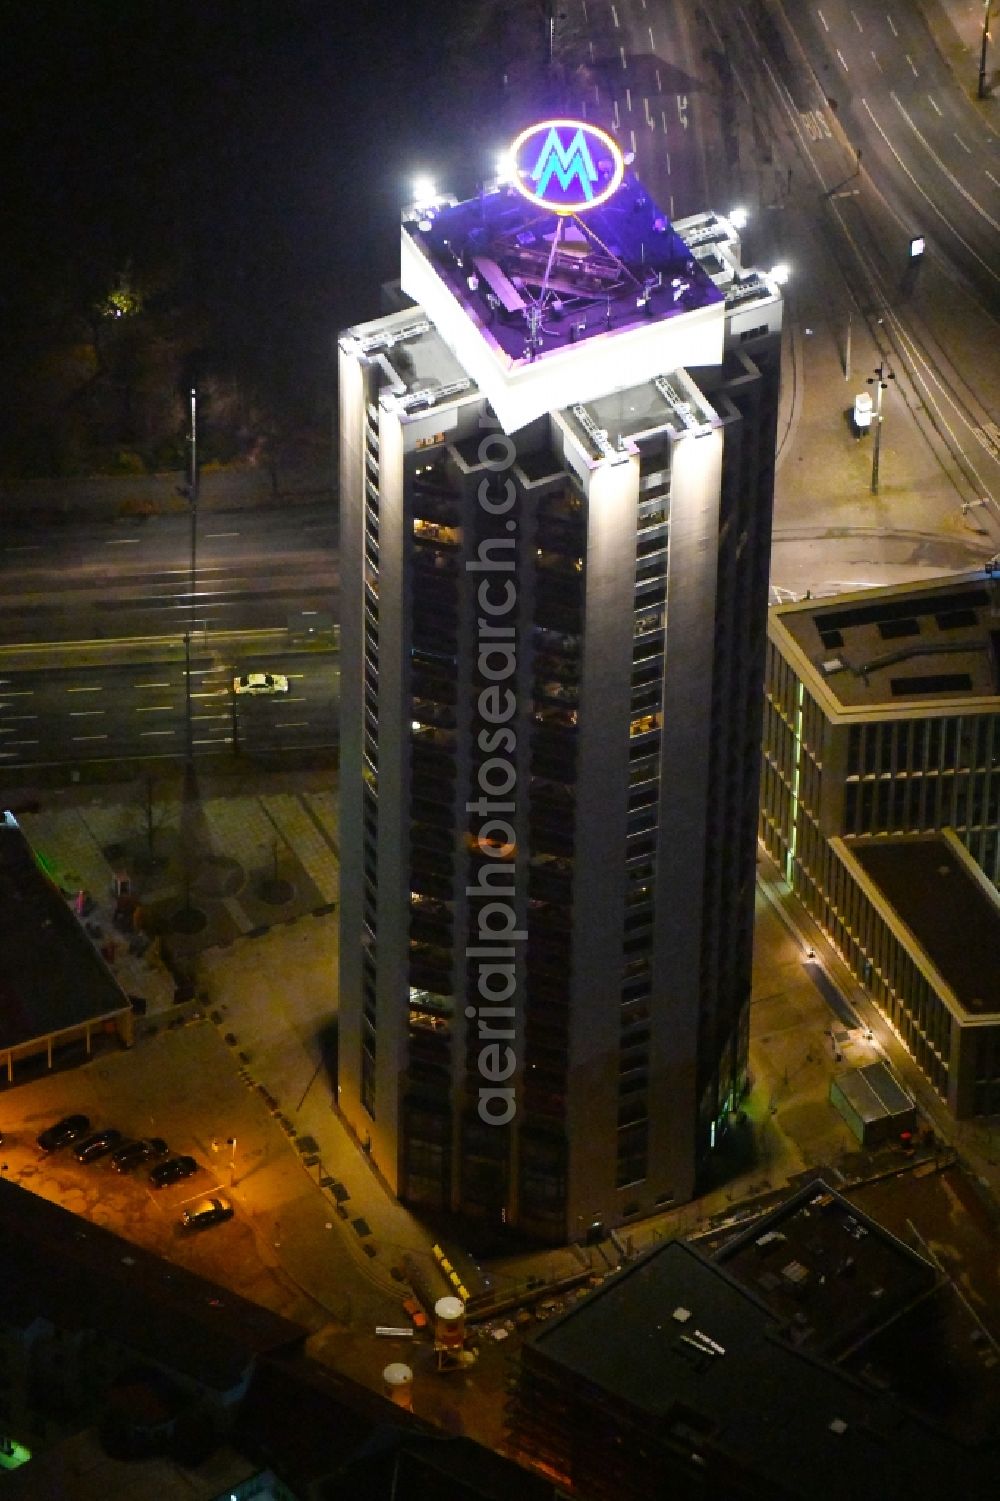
613,98,620,128
670,192,675,216
5,740,39,747
2,715,38,721
928,94,942,115
191,690,229,699
135,681,171,688
620,44,627,70
589,39,595,61
887,13,898,36
662,113,670,139
275,722,309,729
906,54,918,75
203,531,240,539
626,86,632,111
986,170,1000,188
193,737,232,745
69,710,105,717
72,734,108,742
655,67,662,91
648,25,655,49
817,7,829,29
611,3,619,26
135,705,175,713
851,9,863,30
645,96,653,126
837,48,849,71
866,98,1000,279
140,729,176,738
677,94,689,128
891,92,1000,229
66,685,102,693
105,538,140,546
193,714,230,722
0,689,34,696
872,49,882,71
954,132,972,153
630,127,637,154
3,544,41,552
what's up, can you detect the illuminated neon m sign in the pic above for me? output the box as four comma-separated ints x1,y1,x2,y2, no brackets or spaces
508,118,625,214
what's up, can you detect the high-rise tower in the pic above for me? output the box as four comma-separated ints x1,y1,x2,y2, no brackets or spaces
337,122,781,1241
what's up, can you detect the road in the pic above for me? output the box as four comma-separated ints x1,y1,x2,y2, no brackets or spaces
0,644,338,769
0,502,338,644
780,0,999,312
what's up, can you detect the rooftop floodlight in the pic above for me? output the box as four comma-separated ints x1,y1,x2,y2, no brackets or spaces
412,174,436,208
768,262,790,286
495,148,517,185
728,205,748,229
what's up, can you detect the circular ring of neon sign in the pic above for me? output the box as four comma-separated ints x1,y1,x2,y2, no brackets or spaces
508,118,626,215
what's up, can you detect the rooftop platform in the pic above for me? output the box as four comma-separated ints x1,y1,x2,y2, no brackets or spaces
398,172,728,432
844,831,1000,1017
772,571,1000,713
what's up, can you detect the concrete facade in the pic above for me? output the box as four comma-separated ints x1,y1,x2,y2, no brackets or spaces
338,172,782,1241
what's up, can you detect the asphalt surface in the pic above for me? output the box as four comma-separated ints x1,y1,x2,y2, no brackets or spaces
0,645,338,769
0,502,338,644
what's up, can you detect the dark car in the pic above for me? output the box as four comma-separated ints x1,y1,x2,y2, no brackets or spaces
74,1128,124,1164
150,1155,198,1189
111,1137,169,1173
36,1114,91,1153
181,1195,234,1231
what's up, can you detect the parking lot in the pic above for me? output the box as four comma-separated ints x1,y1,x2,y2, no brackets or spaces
0,1020,383,1332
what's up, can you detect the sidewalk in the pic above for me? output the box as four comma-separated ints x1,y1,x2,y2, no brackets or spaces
16,769,988,1333
918,0,1000,113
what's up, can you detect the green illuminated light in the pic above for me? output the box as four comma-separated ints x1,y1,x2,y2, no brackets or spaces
785,680,805,883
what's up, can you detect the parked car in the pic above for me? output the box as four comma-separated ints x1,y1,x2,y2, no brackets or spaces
74,1128,124,1163
36,1114,91,1152
150,1155,198,1189
181,1195,234,1231
232,671,288,696
111,1137,169,1173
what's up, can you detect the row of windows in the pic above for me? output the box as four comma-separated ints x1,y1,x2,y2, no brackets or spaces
847,715,1000,777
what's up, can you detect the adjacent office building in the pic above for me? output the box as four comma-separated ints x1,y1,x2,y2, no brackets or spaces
760,573,1000,1116
507,1179,996,1500
338,122,782,1240
761,571,1000,888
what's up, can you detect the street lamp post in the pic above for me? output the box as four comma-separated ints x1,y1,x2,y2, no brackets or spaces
183,387,198,765
980,0,993,100
867,361,895,496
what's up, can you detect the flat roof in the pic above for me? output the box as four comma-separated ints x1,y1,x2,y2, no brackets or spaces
833,1061,916,1124
527,1189,989,1497
847,834,1000,1016
396,171,732,432
405,174,723,366
771,572,1000,713
0,1180,305,1390
714,1178,933,1359
0,814,130,1051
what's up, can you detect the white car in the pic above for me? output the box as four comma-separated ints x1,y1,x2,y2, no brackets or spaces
233,671,289,696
